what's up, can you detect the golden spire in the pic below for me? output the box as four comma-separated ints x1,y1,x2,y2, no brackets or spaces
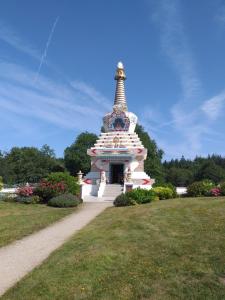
114,62,128,111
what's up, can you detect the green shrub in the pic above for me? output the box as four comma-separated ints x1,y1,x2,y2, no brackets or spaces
201,180,215,196
48,193,80,208
154,183,177,198
187,182,204,197
113,193,136,207
151,187,174,200
35,172,80,203
0,176,3,191
16,195,40,204
126,188,159,204
187,180,215,197
46,172,79,195
220,182,225,196
114,188,160,207
34,181,64,203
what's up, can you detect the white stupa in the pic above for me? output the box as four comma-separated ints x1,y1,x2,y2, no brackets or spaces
81,62,155,199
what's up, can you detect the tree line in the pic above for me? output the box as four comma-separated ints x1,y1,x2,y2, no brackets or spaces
1,125,225,186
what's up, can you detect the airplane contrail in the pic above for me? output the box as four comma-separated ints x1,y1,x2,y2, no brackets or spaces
34,16,59,83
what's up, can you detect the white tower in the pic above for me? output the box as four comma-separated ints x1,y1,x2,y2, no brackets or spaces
82,63,155,200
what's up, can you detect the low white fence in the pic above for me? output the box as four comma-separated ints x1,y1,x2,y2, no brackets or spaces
1,188,17,194
176,187,187,195
0,188,17,199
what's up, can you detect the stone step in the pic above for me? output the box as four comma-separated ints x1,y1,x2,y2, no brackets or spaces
104,189,122,191
104,191,122,193
103,193,122,197
104,190,122,192
103,184,123,197
105,185,122,188
105,184,122,186
104,189,122,192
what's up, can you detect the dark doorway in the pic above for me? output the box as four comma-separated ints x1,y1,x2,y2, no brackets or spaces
111,164,124,184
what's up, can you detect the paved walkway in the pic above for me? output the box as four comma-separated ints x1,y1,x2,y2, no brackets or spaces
83,195,115,202
0,202,112,297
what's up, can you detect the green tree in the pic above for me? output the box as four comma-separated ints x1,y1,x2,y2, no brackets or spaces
165,167,193,186
64,132,98,175
40,144,55,158
0,176,3,191
195,161,225,184
135,124,165,183
163,155,225,186
0,151,13,184
53,158,66,172
0,146,64,184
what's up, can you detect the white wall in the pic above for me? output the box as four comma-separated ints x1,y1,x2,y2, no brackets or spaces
81,184,98,198
176,187,187,195
1,188,17,194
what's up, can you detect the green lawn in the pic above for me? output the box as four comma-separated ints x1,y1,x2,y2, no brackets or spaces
0,201,77,247
2,197,225,300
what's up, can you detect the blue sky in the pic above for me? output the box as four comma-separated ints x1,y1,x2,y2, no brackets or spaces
0,0,225,160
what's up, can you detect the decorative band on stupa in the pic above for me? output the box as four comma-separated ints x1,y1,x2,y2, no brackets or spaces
114,62,128,112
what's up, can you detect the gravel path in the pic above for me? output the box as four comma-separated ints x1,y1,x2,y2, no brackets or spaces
0,202,111,297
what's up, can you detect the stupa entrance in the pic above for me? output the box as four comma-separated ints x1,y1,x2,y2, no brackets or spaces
110,163,124,184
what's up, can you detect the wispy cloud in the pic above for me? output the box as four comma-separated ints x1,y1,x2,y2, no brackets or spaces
0,19,111,146
152,0,201,102
202,91,225,120
148,0,209,158
34,16,59,82
0,21,40,59
71,80,111,110
0,62,110,135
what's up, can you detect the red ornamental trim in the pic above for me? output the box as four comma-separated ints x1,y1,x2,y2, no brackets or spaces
84,179,92,184
142,179,151,185
91,149,97,155
101,149,128,153
92,158,98,167
92,159,102,172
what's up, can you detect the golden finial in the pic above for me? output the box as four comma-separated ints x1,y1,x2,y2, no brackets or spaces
114,61,126,80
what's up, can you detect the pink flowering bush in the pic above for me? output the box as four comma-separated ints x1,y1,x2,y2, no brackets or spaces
39,180,67,193
34,180,67,203
34,172,80,203
17,186,33,197
210,187,221,197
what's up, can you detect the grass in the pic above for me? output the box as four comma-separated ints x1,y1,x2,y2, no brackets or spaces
0,201,77,247
2,197,225,300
